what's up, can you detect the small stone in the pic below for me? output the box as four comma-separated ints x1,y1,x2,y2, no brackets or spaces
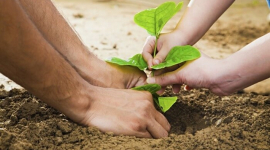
73,13,84,18
215,118,222,127
221,97,230,101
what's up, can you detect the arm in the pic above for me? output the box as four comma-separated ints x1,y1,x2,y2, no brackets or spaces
174,0,235,45
0,0,91,122
143,0,235,67
211,33,270,95
147,33,270,96
18,0,146,89
0,0,170,138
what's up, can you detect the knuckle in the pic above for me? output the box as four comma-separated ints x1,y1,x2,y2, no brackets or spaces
139,111,149,119
175,74,182,83
143,91,153,99
138,100,153,111
129,121,145,132
159,74,167,83
146,36,153,41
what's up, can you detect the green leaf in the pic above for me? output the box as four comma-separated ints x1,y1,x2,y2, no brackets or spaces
134,2,183,37
106,54,147,70
152,45,201,69
158,97,177,113
152,93,160,108
132,84,161,94
132,84,177,113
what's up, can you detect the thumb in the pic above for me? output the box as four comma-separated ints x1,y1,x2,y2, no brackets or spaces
152,46,170,66
147,71,182,87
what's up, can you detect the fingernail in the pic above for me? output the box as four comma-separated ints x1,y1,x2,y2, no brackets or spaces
168,122,171,130
153,59,160,65
184,85,188,91
146,77,155,84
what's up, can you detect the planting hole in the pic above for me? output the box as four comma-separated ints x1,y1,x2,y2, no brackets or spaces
165,102,210,135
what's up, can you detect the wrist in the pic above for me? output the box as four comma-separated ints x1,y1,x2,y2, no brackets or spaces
78,57,112,87
77,58,128,89
209,58,242,96
50,80,95,124
172,28,195,46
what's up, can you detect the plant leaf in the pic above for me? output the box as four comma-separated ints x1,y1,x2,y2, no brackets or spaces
158,96,177,113
132,84,161,94
106,54,148,70
132,84,176,113
134,2,183,37
152,93,160,107
152,45,201,69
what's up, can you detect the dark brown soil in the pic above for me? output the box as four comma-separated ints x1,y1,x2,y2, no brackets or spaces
1,85,269,150
1,0,270,149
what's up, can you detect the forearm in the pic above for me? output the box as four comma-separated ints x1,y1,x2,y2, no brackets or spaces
175,0,235,45
18,0,109,86
0,0,91,121
212,33,270,95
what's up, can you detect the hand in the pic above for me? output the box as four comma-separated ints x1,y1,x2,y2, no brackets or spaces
142,30,186,69
80,61,148,90
68,85,170,138
146,52,232,96
105,63,147,89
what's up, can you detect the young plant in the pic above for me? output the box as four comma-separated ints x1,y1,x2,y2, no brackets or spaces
106,1,200,113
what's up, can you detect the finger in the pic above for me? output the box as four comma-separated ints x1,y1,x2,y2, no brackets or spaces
155,111,171,132
147,119,168,138
142,36,156,69
147,70,183,87
154,64,180,76
156,86,166,95
109,126,153,138
152,46,170,65
132,131,153,138
172,84,181,93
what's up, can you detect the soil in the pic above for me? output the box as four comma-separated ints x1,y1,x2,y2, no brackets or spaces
0,0,270,149
1,86,269,149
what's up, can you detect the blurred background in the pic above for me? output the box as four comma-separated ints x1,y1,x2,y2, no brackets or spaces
1,0,269,94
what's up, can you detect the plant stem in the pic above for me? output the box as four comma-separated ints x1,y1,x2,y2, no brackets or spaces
152,36,158,77
154,36,158,57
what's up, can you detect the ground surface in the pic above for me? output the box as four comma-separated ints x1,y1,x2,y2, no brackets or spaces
0,0,270,149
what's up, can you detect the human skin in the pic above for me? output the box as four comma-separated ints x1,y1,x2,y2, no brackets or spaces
18,0,145,89
147,34,270,96
143,0,270,96
0,0,170,138
143,0,235,68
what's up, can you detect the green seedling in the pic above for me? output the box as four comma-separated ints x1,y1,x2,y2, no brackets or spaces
132,84,177,112
106,1,201,112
